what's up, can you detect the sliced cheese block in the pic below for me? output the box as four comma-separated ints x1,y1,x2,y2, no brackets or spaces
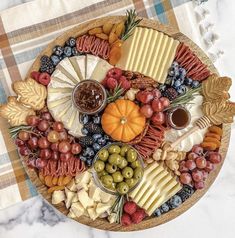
57,57,80,84
70,202,84,218
116,26,180,84
69,55,86,80
51,68,76,87
90,59,113,82
129,162,182,216
86,54,100,79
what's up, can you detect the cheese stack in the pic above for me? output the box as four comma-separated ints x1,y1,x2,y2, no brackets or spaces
52,171,116,220
116,27,180,84
129,162,182,215
47,55,113,137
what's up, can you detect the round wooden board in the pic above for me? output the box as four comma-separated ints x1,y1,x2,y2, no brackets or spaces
22,16,231,231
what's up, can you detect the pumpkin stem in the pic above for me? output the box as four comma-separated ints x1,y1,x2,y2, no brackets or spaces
120,117,127,124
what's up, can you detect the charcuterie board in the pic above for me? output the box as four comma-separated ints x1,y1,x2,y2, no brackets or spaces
0,13,233,231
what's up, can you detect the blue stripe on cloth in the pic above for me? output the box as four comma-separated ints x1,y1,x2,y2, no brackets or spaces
154,2,168,24
26,178,38,196
0,153,11,166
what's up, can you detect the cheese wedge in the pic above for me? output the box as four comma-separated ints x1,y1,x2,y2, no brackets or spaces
69,110,82,137
69,55,86,80
86,54,100,79
51,68,76,87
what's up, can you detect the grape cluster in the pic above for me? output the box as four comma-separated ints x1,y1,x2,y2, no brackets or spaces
136,89,170,125
79,114,113,166
179,145,222,190
16,111,82,170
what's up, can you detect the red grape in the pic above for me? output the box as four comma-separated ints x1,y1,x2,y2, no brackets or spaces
187,152,198,160
136,91,154,104
192,170,203,182
26,115,40,126
191,145,203,155
208,152,222,164
151,112,165,125
71,143,82,154
15,138,25,147
152,89,161,99
194,181,205,190
60,152,72,162
51,151,59,160
39,148,52,160
37,120,50,132
179,161,189,173
47,130,60,143
19,146,30,156
28,137,38,149
185,160,196,170
41,112,53,121
201,170,208,181
59,130,68,141
151,99,164,112
27,158,36,168
58,141,71,153
51,142,59,151
180,172,192,185
195,156,207,169
53,121,64,132
204,161,214,172
35,158,47,169
159,97,170,108
38,137,50,149
140,105,153,118
18,131,30,141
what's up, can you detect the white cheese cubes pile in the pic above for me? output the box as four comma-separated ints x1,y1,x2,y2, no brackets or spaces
47,55,113,137
116,27,179,84
51,170,116,220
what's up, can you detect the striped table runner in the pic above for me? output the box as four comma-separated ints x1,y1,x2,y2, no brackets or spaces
0,0,202,209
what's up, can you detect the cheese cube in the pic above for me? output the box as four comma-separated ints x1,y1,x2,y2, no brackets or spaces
66,179,77,192
89,183,102,202
75,171,91,185
67,210,76,219
70,202,84,218
96,203,111,216
100,191,114,203
77,189,94,209
65,187,76,209
52,190,65,205
87,207,99,220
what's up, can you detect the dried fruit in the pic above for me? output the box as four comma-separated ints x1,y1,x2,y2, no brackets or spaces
103,22,113,34
88,27,102,35
95,33,108,40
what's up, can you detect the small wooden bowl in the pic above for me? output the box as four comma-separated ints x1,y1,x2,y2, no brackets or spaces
23,16,231,232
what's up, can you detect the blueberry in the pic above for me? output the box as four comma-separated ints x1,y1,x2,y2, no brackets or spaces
173,80,181,88
53,45,64,56
106,141,112,146
184,78,193,86
177,85,188,95
40,55,50,63
86,158,93,167
97,137,106,145
50,55,60,66
158,84,167,92
79,155,87,162
179,67,187,78
174,68,180,77
153,208,161,217
103,135,110,141
191,80,200,88
92,133,102,141
168,67,175,77
93,143,101,151
167,195,182,209
93,115,101,124
81,128,89,135
83,147,95,158
160,203,170,213
172,61,179,68
165,77,173,85
80,114,89,124
72,47,79,56
66,37,76,47
64,46,72,57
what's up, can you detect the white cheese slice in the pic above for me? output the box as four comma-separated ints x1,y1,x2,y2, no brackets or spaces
51,68,76,87
86,54,100,79
75,171,91,185
65,187,76,209
90,59,113,82
69,110,83,137
57,57,80,84
87,207,99,220
47,87,73,94
47,96,71,108
96,203,111,216
70,55,86,80
77,189,94,209
52,190,65,204
62,105,77,129
70,202,84,218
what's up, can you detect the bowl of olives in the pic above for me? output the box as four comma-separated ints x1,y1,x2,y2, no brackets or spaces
92,143,144,195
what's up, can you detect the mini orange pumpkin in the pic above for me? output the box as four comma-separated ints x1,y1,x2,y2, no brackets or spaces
101,99,146,142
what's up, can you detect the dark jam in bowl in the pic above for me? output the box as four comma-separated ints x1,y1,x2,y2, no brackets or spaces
72,80,106,114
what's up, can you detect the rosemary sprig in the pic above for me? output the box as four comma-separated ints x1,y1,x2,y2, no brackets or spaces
9,125,32,139
110,195,125,223
106,85,124,103
169,86,202,109
121,9,142,41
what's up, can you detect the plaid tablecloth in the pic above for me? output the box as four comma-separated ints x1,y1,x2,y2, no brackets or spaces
0,0,203,209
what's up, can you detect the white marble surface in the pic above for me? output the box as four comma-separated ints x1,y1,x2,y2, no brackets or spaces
1,0,235,237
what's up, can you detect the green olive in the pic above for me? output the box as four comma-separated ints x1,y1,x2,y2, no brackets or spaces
94,160,105,172
108,153,122,165
126,148,137,162
101,175,113,187
112,171,123,183
98,149,109,161
134,167,143,180
116,182,129,194
118,157,128,169
105,163,117,174
108,145,121,154
122,166,134,179
108,182,116,191
131,160,141,169
97,170,108,178
125,178,138,188
120,145,130,156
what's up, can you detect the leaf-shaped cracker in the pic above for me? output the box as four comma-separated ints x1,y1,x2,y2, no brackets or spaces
202,101,235,125
13,78,47,110
202,74,232,103
0,96,35,126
